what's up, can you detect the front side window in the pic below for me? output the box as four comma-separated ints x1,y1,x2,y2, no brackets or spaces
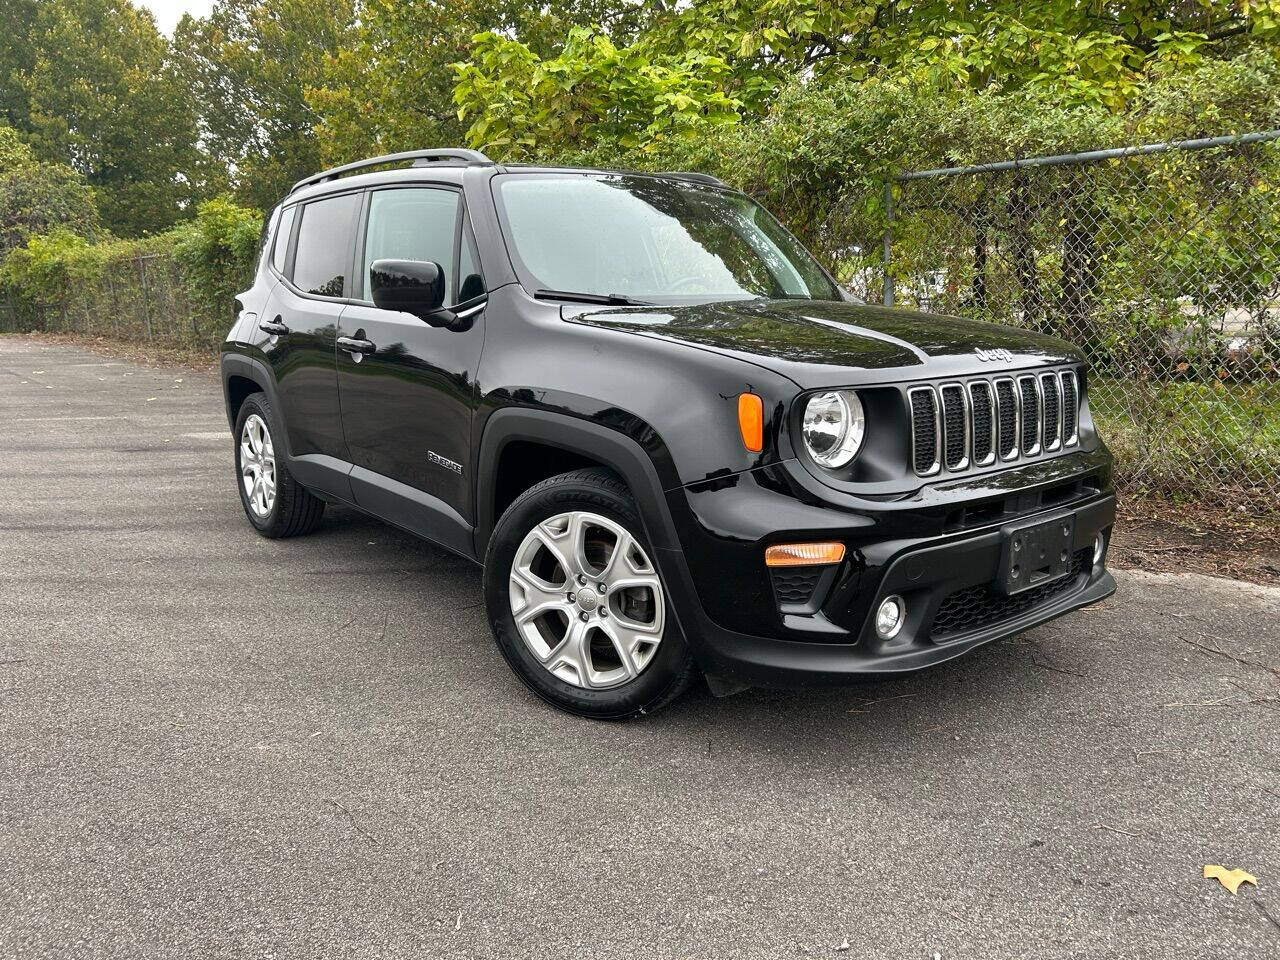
292,192,361,298
494,174,838,304
362,188,462,306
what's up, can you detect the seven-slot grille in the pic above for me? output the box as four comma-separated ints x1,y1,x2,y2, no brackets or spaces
911,369,1081,477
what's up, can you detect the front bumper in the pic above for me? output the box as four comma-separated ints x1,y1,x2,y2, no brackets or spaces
657,451,1117,689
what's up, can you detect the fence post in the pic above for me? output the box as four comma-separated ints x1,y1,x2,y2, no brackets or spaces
882,179,895,308
106,272,119,336
137,254,153,341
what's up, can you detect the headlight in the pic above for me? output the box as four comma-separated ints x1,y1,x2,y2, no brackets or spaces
802,390,865,468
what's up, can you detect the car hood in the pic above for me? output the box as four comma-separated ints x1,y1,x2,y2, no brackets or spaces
564,298,1081,387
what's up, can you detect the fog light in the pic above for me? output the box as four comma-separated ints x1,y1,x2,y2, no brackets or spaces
876,595,905,640
1093,532,1105,566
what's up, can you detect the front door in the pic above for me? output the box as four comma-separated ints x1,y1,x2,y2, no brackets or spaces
336,185,487,545
263,190,361,499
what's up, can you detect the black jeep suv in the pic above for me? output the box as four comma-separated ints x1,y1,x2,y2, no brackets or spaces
221,148,1116,718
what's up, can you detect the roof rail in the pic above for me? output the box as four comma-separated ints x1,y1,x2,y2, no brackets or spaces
668,171,727,187
291,148,493,194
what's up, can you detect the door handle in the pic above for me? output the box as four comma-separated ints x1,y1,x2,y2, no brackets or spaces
337,335,376,355
259,315,289,336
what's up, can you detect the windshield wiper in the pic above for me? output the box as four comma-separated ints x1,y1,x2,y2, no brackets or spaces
533,289,653,307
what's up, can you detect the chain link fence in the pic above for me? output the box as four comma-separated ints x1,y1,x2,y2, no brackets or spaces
878,131,1280,513
2,133,1277,512
0,250,232,346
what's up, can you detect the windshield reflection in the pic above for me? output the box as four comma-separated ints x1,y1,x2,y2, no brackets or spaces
495,174,840,305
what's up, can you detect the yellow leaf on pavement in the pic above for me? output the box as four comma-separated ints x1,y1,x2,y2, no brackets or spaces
1203,864,1257,895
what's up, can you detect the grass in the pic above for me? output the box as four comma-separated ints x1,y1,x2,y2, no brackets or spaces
1090,376,1280,512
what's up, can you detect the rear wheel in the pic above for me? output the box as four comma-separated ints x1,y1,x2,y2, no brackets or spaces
484,468,696,718
233,393,325,538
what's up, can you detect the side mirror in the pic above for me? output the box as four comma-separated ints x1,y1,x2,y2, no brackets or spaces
370,259,448,324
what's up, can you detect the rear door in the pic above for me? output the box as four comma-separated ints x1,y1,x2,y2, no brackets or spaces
335,184,486,544
261,190,361,499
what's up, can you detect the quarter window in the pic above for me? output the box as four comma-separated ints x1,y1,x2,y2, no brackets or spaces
458,221,485,303
292,193,361,298
271,204,297,275
362,188,461,306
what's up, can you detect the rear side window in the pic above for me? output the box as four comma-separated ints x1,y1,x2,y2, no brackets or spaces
271,205,297,275
292,193,361,298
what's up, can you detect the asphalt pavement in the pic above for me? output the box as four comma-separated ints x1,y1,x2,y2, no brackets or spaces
1,337,1278,959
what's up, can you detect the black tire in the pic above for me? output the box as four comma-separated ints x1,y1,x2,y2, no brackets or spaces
233,393,325,539
483,468,697,719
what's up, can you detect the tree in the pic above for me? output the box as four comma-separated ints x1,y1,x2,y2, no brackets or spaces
453,27,747,160
309,0,658,163
0,0,38,131
0,164,101,257
453,0,1280,158
172,0,355,210
0,125,100,256
17,0,199,234
0,125,35,173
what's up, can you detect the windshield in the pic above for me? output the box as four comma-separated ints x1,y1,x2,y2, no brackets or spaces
494,173,840,304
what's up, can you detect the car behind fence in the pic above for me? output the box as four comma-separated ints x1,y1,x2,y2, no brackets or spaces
866,131,1280,514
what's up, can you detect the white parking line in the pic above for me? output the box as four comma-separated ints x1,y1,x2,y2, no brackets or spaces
8,416,125,423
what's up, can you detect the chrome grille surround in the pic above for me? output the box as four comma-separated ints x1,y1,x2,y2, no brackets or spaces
1060,370,1080,445
1040,372,1062,452
911,366,1082,478
939,383,970,471
967,380,997,466
1018,374,1041,457
907,385,941,477
994,377,1020,462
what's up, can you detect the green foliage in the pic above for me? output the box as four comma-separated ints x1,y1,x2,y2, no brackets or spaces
172,0,355,209
0,0,38,129
457,0,1280,158
454,27,746,159
2,228,103,303
2,197,261,342
13,0,199,235
0,125,35,173
308,0,649,163
0,161,100,256
170,196,264,315
1091,378,1280,499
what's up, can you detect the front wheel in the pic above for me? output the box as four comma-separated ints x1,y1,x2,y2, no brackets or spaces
483,469,696,719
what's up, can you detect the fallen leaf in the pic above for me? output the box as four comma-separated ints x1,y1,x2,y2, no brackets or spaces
1204,864,1257,895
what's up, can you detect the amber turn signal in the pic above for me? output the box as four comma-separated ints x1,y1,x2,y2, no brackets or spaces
738,392,763,453
764,542,846,567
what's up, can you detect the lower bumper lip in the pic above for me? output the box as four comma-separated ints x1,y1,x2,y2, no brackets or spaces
672,493,1117,688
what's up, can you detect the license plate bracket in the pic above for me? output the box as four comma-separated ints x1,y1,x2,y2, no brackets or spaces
998,513,1076,595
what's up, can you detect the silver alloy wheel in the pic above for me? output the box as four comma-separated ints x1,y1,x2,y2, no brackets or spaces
509,510,665,689
239,413,277,518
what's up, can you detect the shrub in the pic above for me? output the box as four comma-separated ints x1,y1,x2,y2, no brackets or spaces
1,195,261,344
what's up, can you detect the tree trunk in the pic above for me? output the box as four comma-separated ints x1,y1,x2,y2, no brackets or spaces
1058,182,1099,345
1009,181,1044,331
